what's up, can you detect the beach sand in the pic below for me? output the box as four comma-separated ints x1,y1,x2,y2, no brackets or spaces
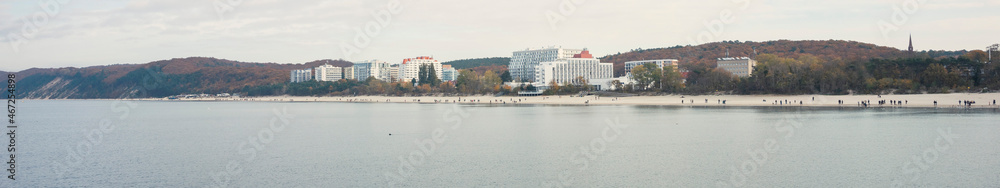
156,93,1000,109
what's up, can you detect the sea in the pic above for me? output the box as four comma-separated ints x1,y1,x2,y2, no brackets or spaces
5,100,999,187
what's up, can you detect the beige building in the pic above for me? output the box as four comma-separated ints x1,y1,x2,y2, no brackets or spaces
717,57,757,77
624,59,680,79
389,64,400,82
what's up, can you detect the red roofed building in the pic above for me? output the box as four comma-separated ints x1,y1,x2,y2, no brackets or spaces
399,56,442,83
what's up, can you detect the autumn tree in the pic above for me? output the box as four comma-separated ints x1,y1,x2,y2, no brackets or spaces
660,65,685,93
964,50,989,63
456,69,480,94
630,63,661,91
921,63,953,88
481,71,502,93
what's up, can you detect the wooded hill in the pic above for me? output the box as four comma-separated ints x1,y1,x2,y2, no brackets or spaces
443,57,510,75
10,57,351,99
600,40,967,77
442,57,510,69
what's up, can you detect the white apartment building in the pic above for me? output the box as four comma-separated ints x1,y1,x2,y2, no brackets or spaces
399,56,442,83
625,59,679,74
344,66,354,81
509,47,584,82
315,64,344,82
389,65,399,82
290,68,312,83
441,65,457,82
717,57,757,77
353,60,392,81
534,50,614,86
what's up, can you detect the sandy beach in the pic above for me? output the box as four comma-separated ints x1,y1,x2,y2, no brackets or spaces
151,93,1000,109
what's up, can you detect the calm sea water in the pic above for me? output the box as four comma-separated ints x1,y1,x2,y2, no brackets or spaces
6,100,1000,187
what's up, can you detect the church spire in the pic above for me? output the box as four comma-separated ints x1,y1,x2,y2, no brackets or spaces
908,34,914,52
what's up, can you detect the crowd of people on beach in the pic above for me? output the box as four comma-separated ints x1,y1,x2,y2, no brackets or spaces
768,99,803,106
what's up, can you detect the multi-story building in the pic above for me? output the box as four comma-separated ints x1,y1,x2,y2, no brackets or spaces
441,65,457,82
344,66,354,81
624,59,679,74
717,57,757,77
509,47,584,82
399,56,442,83
315,64,344,81
389,64,400,82
534,49,613,86
353,60,391,81
290,68,312,83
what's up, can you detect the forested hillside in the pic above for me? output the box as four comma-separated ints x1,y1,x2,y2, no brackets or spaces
442,57,510,69
10,57,351,99
600,40,966,77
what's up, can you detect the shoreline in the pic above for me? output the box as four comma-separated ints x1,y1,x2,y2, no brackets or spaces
31,93,1000,109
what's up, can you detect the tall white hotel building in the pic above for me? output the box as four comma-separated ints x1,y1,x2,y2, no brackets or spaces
509,47,584,82
399,56,442,83
534,49,614,85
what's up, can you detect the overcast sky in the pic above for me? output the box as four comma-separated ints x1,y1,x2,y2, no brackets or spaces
1,0,997,71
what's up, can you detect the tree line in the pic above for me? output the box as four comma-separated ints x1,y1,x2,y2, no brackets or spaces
622,51,999,95
242,68,513,96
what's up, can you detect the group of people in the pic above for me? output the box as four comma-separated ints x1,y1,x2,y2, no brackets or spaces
768,99,802,105
431,99,481,103
393,97,535,104
954,100,999,107
961,100,976,106
680,98,727,105
488,98,530,104
855,99,905,107
875,100,906,106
